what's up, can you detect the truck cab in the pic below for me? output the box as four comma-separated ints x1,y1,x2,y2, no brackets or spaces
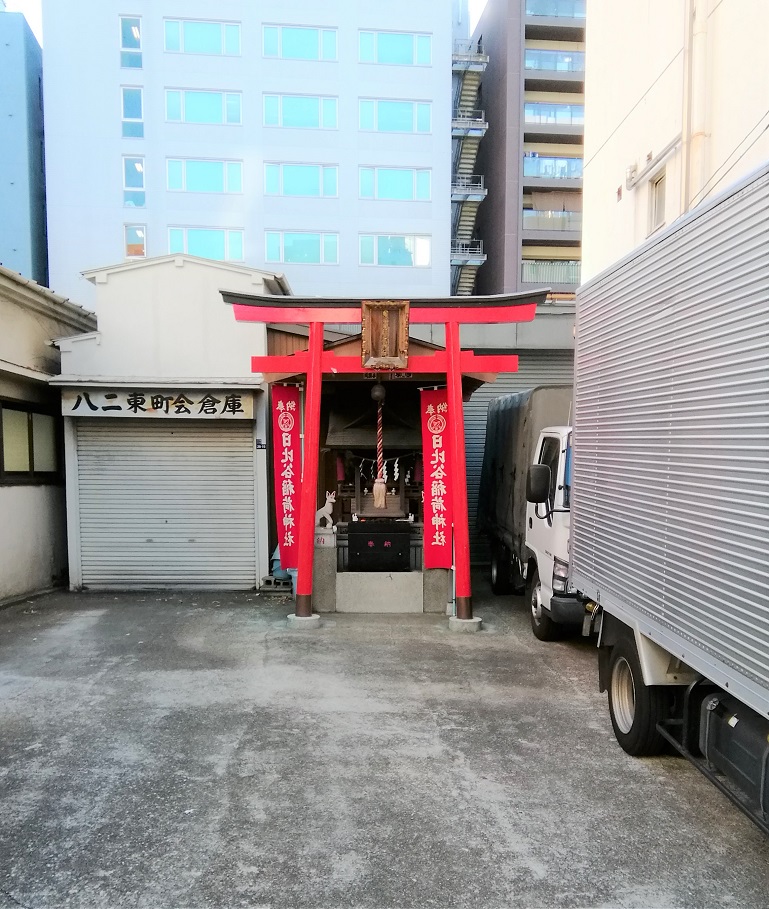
525,427,584,640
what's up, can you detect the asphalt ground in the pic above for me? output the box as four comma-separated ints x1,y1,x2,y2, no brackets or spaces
1,576,768,909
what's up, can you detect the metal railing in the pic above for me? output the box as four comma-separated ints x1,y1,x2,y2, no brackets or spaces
453,39,488,60
524,49,585,72
524,103,584,126
525,0,586,18
522,210,582,231
452,109,487,125
451,239,485,257
523,155,583,179
451,175,486,193
521,259,581,284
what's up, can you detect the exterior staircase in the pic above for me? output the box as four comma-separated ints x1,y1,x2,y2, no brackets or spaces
451,41,489,295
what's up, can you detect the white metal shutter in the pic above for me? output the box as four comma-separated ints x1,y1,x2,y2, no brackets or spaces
464,350,574,563
76,420,257,589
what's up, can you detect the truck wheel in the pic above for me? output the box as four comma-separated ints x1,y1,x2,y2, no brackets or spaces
607,637,667,756
490,542,512,595
528,568,561,641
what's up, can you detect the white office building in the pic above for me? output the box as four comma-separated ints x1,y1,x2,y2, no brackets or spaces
42,1,470,307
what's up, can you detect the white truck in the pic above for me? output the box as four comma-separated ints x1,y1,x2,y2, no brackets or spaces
525,164,769,833
477,386,584,640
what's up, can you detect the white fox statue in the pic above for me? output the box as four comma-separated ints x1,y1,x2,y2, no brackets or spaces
314,491,336,528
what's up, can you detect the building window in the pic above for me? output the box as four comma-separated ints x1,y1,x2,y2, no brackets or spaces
264,164,337,197
359,167,431,200
166,90,242,125
524,48,584,72
125,225,146,257
359,234,431,266
526,0,586,18
359,31,431,65
120,17,142,68
1,403,58,483
169,228,244,261
167,159,243,193
121,87,144,138
263,95,338,129
164,20,241,56
265,231,339,265
359,99,431,133
524,102,584,125
123,157,145,207
520,259,581,284
650,171,666,232
522,155,583,178
263,26,337,61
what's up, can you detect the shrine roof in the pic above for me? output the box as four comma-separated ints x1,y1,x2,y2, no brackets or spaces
221,290,549,310
222,289,550,327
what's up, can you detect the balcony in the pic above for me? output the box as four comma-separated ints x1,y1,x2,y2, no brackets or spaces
522,155,583,191
451,175,487,202
452,39,489,71
526,0,586,16
524,103,584,125
524,48,585,92
524,209,581,227
525,0,586,41
522,210,582,245
524,102,584,142
452,109,488,137
525,49,585,72
451,239,487,266
523,155,583,178
521,259,581,289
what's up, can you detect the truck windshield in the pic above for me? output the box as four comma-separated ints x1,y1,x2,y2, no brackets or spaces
563,434,572,509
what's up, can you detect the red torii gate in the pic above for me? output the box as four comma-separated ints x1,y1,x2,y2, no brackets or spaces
223,292,546,624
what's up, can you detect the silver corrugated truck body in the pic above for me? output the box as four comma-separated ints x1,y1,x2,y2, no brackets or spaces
571,165,769,723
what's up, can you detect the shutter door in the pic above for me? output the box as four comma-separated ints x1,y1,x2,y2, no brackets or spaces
77,420,257,589
464,350,575,564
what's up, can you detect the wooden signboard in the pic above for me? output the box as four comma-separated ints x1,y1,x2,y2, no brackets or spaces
361,300,410,369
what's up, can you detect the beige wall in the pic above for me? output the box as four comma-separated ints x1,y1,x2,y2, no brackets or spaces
0,272,94,378
0,487,67,599
0,267,95,602
582,0,769,280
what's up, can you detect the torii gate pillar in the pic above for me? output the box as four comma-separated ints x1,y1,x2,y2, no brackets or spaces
294,322,323,617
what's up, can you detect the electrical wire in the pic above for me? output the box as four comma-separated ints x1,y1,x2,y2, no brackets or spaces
584,49,684,170
687,109,769,208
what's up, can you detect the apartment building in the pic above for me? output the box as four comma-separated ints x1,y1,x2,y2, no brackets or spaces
582,0,769,280
42,1,470,307
472,0,585,297
457,0,583,560
0,4,47,284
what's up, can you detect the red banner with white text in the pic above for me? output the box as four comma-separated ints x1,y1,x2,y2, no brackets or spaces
272,386,301,569
420,389,453,569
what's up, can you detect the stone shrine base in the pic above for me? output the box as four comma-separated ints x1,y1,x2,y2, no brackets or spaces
336,572,424,614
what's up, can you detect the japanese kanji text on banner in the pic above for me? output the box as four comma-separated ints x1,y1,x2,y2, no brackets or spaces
420,388,453,569
273,386,301,569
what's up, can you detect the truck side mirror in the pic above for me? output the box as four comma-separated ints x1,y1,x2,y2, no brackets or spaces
526,465,550,504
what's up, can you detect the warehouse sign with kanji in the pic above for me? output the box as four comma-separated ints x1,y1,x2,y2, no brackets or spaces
62,389,254,419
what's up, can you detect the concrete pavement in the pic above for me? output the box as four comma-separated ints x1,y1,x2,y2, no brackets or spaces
1,578,768,908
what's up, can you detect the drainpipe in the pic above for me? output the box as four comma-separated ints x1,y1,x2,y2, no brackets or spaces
682,0,708,213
